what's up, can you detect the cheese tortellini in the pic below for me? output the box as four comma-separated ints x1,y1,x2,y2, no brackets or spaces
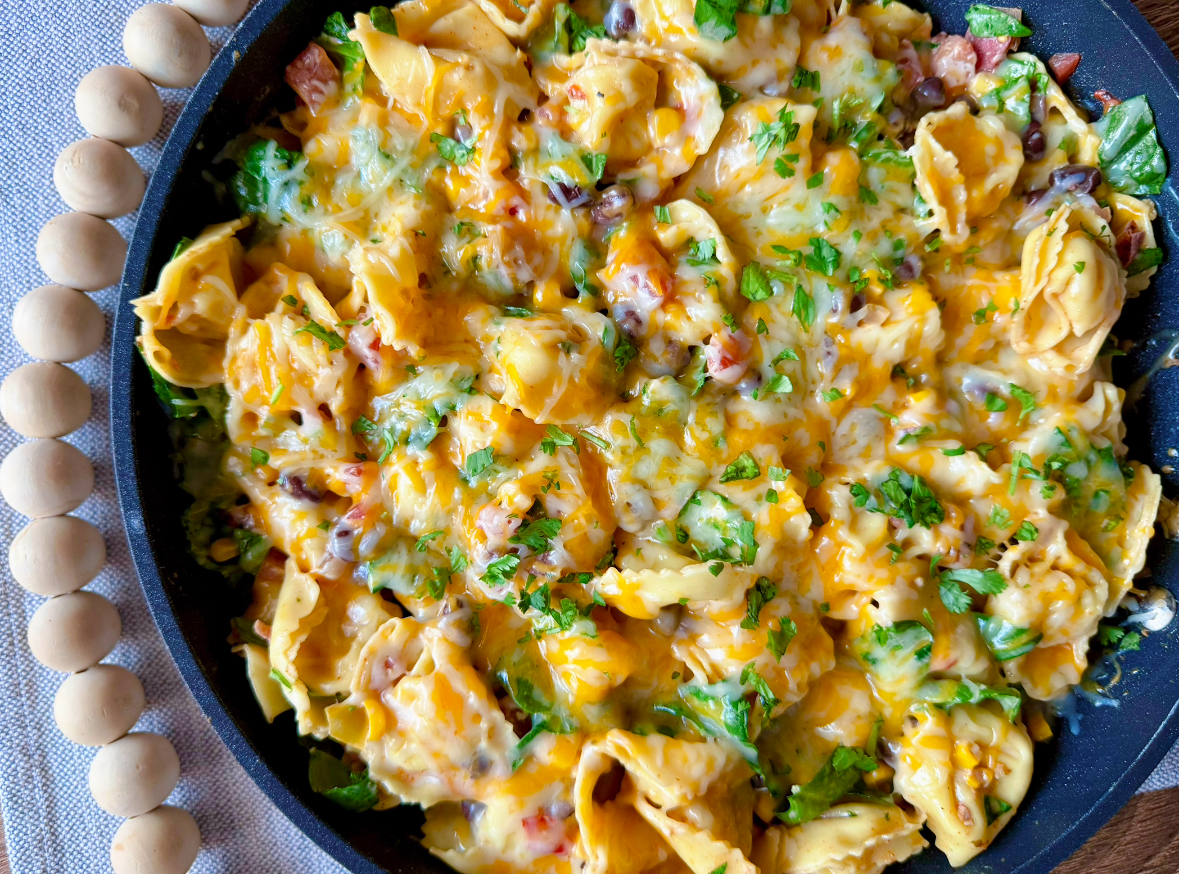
1012,203,1126,377
139,1,1169,873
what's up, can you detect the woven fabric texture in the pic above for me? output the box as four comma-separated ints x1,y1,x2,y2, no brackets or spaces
0,0,1175,872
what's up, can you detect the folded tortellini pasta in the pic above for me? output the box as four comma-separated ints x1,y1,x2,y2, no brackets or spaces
537,39,723,201
134,219,250,387
989,515,1110,700
912,102,1024,248
894,703,1033,867
1011,203,1126,377
574,731,755,874
752,802,927,874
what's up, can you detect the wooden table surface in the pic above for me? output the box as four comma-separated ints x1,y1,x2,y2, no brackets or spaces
1,2,1176,874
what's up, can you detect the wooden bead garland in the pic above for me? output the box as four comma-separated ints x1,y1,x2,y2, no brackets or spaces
74,65,164,147
0,362,92,438
4,0,251,868
123,4,211,89
89,733,182,817
12,285,105,363
9,516,107,596
53,137,146,219
27,591,121,673
110,806,201,874
35,213,127,292
0,438,94,518
54,665,146,746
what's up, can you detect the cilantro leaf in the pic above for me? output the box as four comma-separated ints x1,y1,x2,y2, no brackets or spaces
465,446,495,479
739,662,780,711
686,238,720,267
481,553,520,587
720,450,761,483
741,576,777,629
1014,520,1038,542
581,152,607,182
778,746,876,825
766,616,797,661
431,132,475,166
540,425,579,456
740,262,774,301
749,106,800,163
792,285,815,329
509,518,563,553
294,319,347,351
939,578,972,613
804,238,841,277
942,567,1007,595
1008,383,1037,423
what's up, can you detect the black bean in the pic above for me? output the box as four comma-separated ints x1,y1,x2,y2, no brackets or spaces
604,0,636,38
462,800,486,821
454,121,473,144
1025,188,1050,207
850,293,867,313
1049,163,1103,195
1030,91,1047,125
1022,121,1047,162
546,800,575,820
894,253,923,282
912,77,946,111
547,181,590,208
591,184,633,225
278,474,323,503
953,93,979,113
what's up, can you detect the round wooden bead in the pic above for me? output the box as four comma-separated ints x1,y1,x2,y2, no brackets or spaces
110,806,201,874
173,0,249,27
74,66,163,147
123,5,211,89
12,286,105,363
0,438,94,518
36,213,127,292
27,591,121,672
53,138,146,219
89,732,181,817
9,516,106,596
0,363,92,438
54,665,145,746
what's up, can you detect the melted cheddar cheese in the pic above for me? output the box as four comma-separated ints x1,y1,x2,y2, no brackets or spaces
135,1,1168,872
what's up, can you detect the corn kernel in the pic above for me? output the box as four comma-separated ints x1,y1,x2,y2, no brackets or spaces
1027,711,1054,743
821,147,862,198
649,107,682,142
209,537,240,563
952,740,981,769
863,764,895,793
364,697,388,740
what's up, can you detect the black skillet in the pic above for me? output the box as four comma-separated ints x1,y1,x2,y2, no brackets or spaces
111,1,1179,871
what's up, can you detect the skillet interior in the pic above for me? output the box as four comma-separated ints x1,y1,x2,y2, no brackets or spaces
111,1,1179,871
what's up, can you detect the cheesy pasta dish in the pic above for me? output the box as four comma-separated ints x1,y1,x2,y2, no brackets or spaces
135,0,1171,871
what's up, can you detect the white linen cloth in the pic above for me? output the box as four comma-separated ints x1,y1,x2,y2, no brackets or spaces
0,1,1174,872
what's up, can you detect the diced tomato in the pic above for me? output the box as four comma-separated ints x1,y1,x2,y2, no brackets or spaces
705,330,751,386
1094,89,1122,112
931,35,977,92
967,35,1013,73
1116,221,1144,269
521,813,572,856
1048,52,1081,83
284,43,340,116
